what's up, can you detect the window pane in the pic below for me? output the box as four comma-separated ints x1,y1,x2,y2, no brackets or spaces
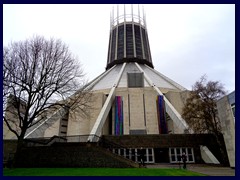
176,148,181,154
120,149,124,155
113,149,118,154
177,155,182,161
148,149,153,155
126,149,130,158
189,155,193,161
149,156,153,161
131,149,136,161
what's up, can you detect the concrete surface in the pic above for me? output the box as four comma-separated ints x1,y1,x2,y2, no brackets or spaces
146,163,235,176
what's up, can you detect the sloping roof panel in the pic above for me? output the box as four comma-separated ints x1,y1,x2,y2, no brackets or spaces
90,63,185,91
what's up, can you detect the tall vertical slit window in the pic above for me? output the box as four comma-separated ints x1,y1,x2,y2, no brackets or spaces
117,25,124,59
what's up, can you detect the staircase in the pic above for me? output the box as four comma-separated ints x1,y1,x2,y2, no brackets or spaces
15,135,138,168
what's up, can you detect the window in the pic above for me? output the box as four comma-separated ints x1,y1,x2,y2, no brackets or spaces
113,148,154,163
187,148,193,161
120,148,125,156
127,72,144,88
126,149,130,159
134,25,143,59
113,149,118,154
130,149,136,161
169,147,195,163
117,25,124,59
176,148,181,161
126,24,133,57
146,149,154,163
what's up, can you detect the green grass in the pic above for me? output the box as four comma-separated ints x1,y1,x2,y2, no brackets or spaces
3,168,206,176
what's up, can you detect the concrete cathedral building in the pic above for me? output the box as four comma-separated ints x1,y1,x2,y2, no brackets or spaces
4,5,233,167
23,5,190,142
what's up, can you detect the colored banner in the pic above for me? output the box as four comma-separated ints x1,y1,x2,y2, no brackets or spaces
115,96,123,135
156,95,168,134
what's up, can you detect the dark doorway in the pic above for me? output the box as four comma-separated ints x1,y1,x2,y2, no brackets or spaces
154,148,169,163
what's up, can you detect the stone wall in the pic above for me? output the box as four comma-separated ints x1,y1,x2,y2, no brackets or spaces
14,142,137,168
4,88,189,140
3,140,18,162
217,95,235,168
102,134,229,165
66,87,186,136
3,134,229,167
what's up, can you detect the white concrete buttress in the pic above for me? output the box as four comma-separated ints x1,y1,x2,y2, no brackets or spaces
88,63,126,141
135,62,190,133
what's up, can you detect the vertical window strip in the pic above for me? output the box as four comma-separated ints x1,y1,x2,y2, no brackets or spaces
115,96,124,135
156,95,168,134
143,93,146,126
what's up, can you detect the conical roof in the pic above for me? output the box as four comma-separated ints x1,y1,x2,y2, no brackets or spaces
88,63,186,91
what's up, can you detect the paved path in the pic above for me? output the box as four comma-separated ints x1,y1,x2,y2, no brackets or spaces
146,164,235,176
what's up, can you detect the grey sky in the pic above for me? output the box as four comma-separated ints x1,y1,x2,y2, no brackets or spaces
3,4,235,93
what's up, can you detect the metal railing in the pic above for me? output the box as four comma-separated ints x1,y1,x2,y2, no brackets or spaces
24,134,133,159
24,135,142,157
24,134,101,146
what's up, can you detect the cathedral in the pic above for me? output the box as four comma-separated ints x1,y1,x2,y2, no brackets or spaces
4,5,232,167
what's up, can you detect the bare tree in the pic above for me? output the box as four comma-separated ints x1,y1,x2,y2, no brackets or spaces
182,75,228,164
182,75,226,134
3,36,90,163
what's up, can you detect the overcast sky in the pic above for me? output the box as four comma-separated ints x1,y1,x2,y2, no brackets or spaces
3,4,235,93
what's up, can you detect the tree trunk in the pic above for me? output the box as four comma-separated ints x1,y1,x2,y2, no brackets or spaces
13,132,26,167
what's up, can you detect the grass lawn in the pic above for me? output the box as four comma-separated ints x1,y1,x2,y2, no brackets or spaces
3,168,206,176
